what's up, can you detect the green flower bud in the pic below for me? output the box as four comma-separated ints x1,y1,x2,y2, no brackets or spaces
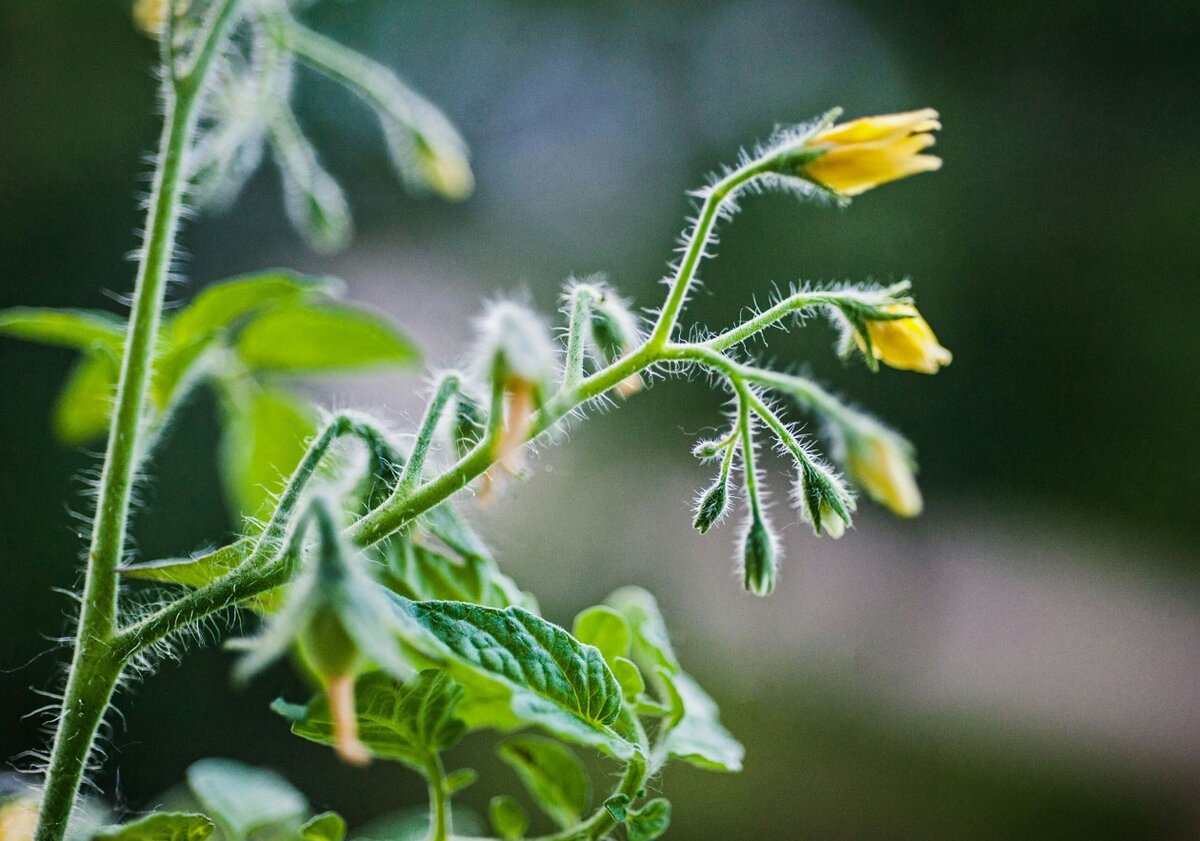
740,515,777,596
693,477,731,534
793,459,855,538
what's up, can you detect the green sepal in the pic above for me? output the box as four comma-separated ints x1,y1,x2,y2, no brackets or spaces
497,735,591,830
91,813,215,841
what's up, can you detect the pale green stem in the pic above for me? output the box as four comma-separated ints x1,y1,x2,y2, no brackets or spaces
34,8,242,839
704,289,887,352
394,373,461,498
645,160,769,350
424,755,452,841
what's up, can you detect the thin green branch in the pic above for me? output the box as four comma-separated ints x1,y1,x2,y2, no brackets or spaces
394,373,461,499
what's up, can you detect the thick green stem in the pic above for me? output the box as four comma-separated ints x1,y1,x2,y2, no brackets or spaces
34,4,242,838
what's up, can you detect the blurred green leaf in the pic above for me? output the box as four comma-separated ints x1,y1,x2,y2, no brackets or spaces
171,271,340,345
186,758,308,840
92,813,214,841
281,670,466,771
488,795,529,840
606,587,743,772
117,538,288,612
53,353,116,444
389,596,635,759
571,606,631,665
219,388,316,523
497,735,590,829
0,307,125,351
235,304,418,374
626,798,670,841
383,538,535,612
300,812,346,841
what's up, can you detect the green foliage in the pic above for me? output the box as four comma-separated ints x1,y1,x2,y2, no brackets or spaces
235,304,418,373
92,813,214,841
219,388,316,524
488,796,528,840
571,606,632,665
626,798,671,841
280,670,466,771
496,735,591,829
186,759,309,840
299,813,346,841
392,597,636,759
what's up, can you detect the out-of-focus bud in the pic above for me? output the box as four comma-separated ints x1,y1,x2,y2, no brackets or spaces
693,476,731,534
792,459,855,538
587,286,644,397
473,302,558,475
0,796,38,841
855,304,952,374
413,134,474,202
231,503,411,766
740,514,778,596
844,427,923,517
452,391,486,459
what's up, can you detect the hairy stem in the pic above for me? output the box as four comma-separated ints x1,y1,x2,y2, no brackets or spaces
423,755,452,841
34,6,242,837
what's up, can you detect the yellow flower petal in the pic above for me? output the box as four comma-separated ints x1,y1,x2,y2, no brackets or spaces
802,108,942,196
857,304,952,374
846,435,923,518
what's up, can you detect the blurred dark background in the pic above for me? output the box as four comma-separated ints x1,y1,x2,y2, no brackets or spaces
2,1,1199,838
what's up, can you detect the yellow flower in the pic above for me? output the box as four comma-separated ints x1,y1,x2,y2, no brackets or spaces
133,0,188,37
846,434,923,518
0,798,39,841
856,303,952,374
804,109,942,196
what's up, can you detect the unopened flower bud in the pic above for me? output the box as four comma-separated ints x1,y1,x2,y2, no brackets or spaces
793,459,854,538
414,134,474,202
855,304,951,374
693,476,731,534
589,289,644,397
845,428,923,517
740,515,777,596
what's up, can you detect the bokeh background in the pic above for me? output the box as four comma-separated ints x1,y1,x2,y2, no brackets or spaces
2,0,1199,838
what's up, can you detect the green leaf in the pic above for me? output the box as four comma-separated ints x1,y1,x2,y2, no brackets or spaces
602,794,631,823
610,657,645,701
443,768,478,794
219,388,317,522
488,795,529,840
497,735,590,830
92,813,215,841
300,812,346,841
282,670,466,771
605,587,744,772
235,303,418,374
383,539,534,612
171,271,340,345
388,596,635,759
186,758,308,840
117,538,287,612
627,798,671,841
54,353,117,444
571,606,631,664
0,307,125,351
659,671,743,773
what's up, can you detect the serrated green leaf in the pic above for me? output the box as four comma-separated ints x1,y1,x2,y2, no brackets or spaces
235,304,418,374
488,795,528,840
92,812,215,841
0,307,125,351
627,798,671,841
54,353,117,444
497,735,590,830
571,606,631,665
171,271,340,345
300,812,346,841
186,758,308,840
282,671,465,771
388,596,634,759
219,388,317,522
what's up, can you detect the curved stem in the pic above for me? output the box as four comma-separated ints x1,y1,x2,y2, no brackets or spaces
423,755,452,841
34,10,242,837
